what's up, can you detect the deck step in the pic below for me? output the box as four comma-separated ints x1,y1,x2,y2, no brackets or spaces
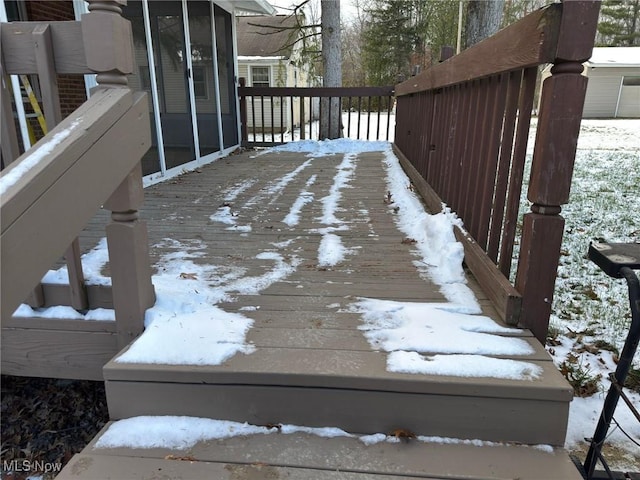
104,338,573,446
56,421,584,480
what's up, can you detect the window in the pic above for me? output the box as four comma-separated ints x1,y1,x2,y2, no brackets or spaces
192,66,208,99
251,66,270,87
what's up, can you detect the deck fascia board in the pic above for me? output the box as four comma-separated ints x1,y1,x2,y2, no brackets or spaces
103,348,571,402
104,381,569,445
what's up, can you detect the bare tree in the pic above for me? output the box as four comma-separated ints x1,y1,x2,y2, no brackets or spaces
243,0,342,138
320,0,342,139
465,0,504,48
342,22,366,86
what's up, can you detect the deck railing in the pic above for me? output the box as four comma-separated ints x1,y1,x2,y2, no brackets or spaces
239,80,395,147
1,0,155,376
394,1,600,342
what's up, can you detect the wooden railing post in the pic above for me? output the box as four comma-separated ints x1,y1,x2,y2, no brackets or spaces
439,46,454,62
33,23,89,310
239,77,248,146
515,1,600,343
0,62,20,166
103,166,155,348
83,0,155,348
82,0,133,89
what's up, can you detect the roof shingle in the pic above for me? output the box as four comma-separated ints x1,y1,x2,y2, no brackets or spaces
236,15,300,58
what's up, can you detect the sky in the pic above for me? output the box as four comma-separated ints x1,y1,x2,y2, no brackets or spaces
267,0,360,23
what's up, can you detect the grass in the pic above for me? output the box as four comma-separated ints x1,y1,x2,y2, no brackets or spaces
559,353,602,397
553,141,639,360
526,119,639,468
553,150,640,347
518,120,639,369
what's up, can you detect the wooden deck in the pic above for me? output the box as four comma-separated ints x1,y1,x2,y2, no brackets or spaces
59,427,583,480
34,148,579,478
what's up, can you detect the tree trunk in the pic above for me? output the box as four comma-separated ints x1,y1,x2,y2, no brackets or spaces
465,0,504,49
320,0,342,139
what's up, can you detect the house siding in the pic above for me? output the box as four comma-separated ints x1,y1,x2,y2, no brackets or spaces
616,73,640,118
540,53,640,119
239,60,313,132
583,66,640,118
241,62,286,132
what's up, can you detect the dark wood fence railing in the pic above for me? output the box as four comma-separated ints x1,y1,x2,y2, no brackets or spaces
239,80,395,147
394,1,600,343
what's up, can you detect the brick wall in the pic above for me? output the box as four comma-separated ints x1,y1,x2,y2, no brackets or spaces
26,1,87,120
25,0,75,21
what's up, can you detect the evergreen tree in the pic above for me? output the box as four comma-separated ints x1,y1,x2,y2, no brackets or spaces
361,0,458,86
362,1,415,85
597,0,640,46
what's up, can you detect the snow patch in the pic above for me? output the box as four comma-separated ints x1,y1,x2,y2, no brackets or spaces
351,298,533,356
265,138,389,157
383,149,479,310
350,298,540,380
319,153,357,225
318,233,351,267
315,153,358,266
283,174,317,227
41,238,111,286
0,119,82,196
94,415,561,452
210,205,239,225
13,304,115,321
222,179,258,201
115,241,300,365
387,351,542,380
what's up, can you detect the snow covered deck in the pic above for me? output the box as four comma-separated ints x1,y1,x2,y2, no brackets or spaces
48,144,581,478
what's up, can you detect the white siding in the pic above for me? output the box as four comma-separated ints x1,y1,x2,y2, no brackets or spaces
238,64,249,82
617,83,640,118
238,59,315,132
246,96,290,132
583,66,640,118
162,47,187,114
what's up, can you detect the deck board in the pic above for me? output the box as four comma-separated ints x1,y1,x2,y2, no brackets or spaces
87,150,573,447
42,148,580,476
57,424,583,480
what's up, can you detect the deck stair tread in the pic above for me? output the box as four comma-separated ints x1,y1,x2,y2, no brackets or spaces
56,423,584,480
105,345,568,397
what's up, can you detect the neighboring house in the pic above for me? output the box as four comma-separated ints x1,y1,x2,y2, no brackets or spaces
2,0,276,181
582,47,640,118
236,15,315,133
540,47,640,118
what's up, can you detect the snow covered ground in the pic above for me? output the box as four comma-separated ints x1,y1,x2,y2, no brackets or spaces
13,119,639,469
247,111,395,144
532,119,640,468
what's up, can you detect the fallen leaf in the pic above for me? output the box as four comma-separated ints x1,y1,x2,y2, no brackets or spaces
389,428,417,442
260,423,282,432
165,454,197,461
180,272,198,280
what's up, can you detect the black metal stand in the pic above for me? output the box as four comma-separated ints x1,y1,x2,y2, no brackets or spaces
582,242,640,479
